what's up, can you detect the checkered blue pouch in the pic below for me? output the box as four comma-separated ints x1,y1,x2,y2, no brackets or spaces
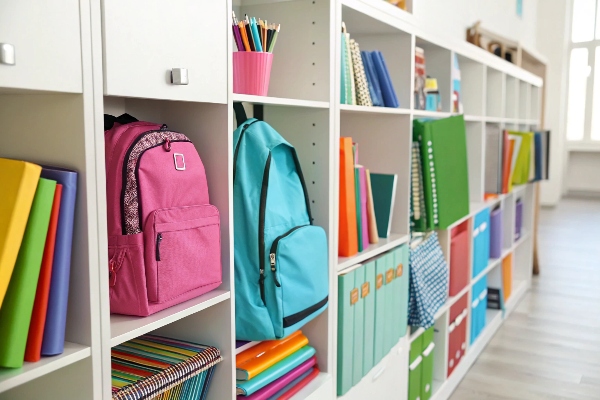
408,232,449,328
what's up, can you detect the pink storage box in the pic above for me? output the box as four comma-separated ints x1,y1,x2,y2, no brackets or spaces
233,52,273,96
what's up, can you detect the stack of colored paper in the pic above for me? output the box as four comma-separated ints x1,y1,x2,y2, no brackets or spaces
338,137,398,257
340,23,399,108
0,158,78,368
111,334,222,400
236,331,320,399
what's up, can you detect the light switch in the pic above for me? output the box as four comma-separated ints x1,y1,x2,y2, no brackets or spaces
0,43,15,65
171,68,189,85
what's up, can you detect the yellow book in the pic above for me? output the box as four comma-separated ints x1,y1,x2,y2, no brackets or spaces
0,159,41,307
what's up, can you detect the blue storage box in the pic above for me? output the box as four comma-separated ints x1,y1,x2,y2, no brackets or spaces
472,208,491,278
470,276,488,344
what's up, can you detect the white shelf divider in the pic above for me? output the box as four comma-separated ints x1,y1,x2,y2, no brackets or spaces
337,233,410,272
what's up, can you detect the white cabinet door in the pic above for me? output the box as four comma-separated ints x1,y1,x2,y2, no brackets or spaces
0,0,82,93
102,0,227,103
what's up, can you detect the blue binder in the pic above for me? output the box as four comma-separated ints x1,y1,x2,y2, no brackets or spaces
371,51,399,108
361,51,384,107
534,132,542,181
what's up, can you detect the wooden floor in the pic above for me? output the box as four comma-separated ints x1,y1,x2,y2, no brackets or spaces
450,197,600,400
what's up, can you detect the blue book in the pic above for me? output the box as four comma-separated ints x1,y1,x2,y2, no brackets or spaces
361,51,384,107
534,132,542,181
40,166,77,356
371,51,399,108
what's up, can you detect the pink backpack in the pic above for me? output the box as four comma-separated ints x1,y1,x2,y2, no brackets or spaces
104,114,222,316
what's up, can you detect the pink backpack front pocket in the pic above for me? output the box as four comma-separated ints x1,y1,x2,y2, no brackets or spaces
144,204,222,304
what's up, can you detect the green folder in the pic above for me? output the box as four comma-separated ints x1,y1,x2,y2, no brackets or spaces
373,256,386,365
362,260,376,376
421,327,435,400
352,265,365,386
0,178,56,368
509,131,533,185
383,252,395,354
337,269,356,396
408,334,423,400
393,245,410,341
413,115,469,229
355,167,363,252
370,173,398,238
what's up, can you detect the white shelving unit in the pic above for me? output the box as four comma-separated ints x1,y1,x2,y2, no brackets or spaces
0,0,541,399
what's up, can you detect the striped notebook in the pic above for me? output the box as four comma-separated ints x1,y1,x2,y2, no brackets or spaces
111,334,222,400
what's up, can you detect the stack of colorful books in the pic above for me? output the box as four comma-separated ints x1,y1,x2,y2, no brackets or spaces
0,158,77,368
111,334,222,400
339,137,398,257
236,331,319,399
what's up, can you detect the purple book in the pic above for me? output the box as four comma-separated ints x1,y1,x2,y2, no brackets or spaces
359,168,369,250
515,200,523,241
238,356,317,400
489,207,503,259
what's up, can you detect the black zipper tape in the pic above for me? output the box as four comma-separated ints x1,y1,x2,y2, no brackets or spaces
282,296,328,328
258,153,272,304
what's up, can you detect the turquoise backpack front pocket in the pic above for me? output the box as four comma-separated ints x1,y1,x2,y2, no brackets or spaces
269,225,328,338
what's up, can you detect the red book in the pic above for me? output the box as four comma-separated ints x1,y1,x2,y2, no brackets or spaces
24,184,62,362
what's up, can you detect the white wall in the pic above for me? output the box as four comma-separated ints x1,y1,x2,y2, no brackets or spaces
566,152,600,193
414,0,539,49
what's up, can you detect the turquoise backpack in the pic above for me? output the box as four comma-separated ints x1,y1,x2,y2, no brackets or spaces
233,104,329,341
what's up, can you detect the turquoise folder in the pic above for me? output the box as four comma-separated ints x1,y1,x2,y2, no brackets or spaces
236,345,316,396
383,252,395,354
393,245,410,340
353,265,365,386
373,255,387,365
362,260,376,376
337,270,355,396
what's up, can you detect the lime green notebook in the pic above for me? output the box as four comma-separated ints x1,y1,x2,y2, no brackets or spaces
509,131,533,185
362,260,376,376
413,115,470,229
0,178,56,368
337,269,356,396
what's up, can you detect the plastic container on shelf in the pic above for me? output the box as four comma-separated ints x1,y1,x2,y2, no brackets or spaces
449,220,470,296
233,52,274,96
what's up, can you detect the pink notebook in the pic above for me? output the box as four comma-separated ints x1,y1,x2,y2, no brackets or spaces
359,168,369,250
238,356,317,400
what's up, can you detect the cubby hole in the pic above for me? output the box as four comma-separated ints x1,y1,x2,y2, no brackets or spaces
415,38,452,112
0,92,96,397
456,55,485,117
500,194,515,252
432,311,449,390
529,85,541,120
518,80,530,120
342,4,413,109
513,235,533,285
465,121,485,203
505,76,518,120
340,112,412,239
485,68,505,118
234,0,331,102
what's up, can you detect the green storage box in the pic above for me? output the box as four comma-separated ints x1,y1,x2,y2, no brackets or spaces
421,327,436,400
408,333,423,400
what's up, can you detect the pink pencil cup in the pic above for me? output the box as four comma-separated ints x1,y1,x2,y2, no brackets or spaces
233,52,274,96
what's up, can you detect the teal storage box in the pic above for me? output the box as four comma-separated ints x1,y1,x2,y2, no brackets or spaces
472,208,491,278
392,245,410,341
352,265,365,386
471,276,488,343
337,269,356,396
362,260,376,376
373,255,387,365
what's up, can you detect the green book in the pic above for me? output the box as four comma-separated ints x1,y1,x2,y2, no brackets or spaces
370,173,398,238
373,255,387,365
421,327,435,400
509,131,533,185
355,167,363,252
362,260,376,376
352,265,365,386
337,269,356,396
413,115,469,229
408,333,423,400
0,178,56,368
383,252,395,354
392,245,410,341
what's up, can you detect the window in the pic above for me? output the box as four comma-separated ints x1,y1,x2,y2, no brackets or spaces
567,0,600,141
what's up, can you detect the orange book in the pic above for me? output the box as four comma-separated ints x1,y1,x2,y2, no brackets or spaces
502,254,512,301
501,134,515,194
339,137,358,257
24,184,62,362
236,331,308,380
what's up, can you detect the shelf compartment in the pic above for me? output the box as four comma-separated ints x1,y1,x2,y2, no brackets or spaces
505,75,519,119
110,289,230,347
0,343,90,394
415,37,452,113
472,257,502,285
485,68,505,118
338,233,409,272
232,94,329,109
456,55,486,116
